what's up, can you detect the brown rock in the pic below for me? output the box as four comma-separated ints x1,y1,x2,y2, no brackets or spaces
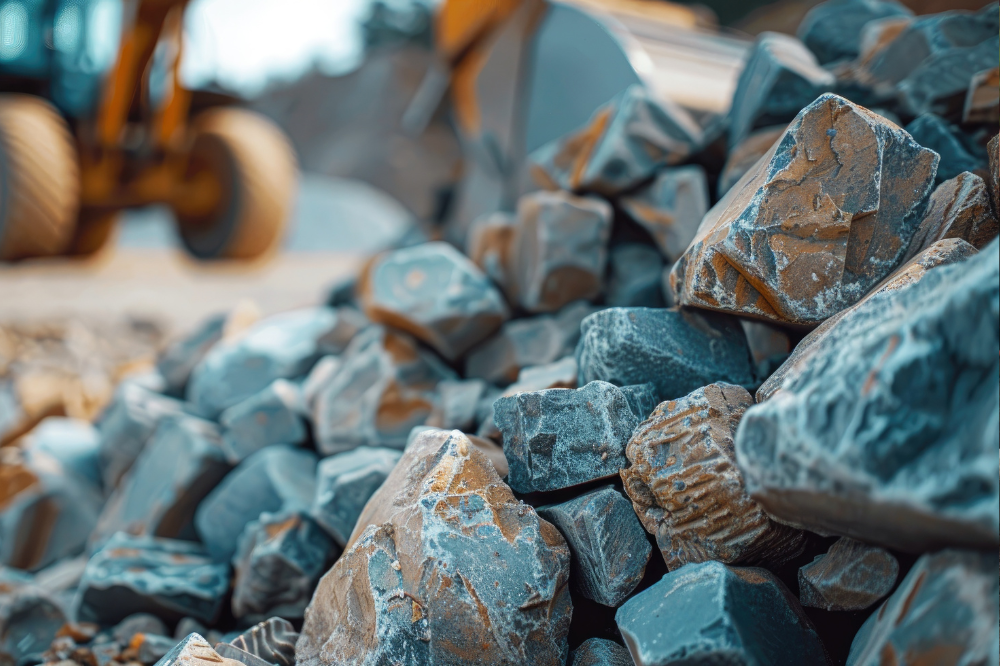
621,383,805,571
153,634,243,666
716,125,785,198
798,537,898,612
906,172,998,256
466,212,518,295
296,429,572,666
963,67,999,124
669,94,939,327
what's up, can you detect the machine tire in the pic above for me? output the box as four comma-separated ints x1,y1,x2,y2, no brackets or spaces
0,95,79,260
67,209,118,257
176,107,296,260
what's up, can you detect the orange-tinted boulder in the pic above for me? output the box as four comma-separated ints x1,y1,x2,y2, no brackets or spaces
906,171,998,256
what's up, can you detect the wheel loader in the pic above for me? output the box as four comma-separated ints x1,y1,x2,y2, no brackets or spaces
0,0,296,261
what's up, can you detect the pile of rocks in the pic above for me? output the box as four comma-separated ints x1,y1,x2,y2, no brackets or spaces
0,1,997,664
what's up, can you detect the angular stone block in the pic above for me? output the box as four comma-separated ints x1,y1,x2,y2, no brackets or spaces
0,572,66,664
466,211,518,295
475,357,580,443
530,84,701,196
228,617,298,666
359,241,509,361
606,244,664,308
219,379,307,464
495,380,657,493
737,242,999,551
152,634,243,666
23,416,102,490
963,66,999,124
905,113,987,183
907,171,998,256
78,533,230,625
310,446,402,546
231,511,335,622
425,378,487,431
187,307,365,418
727,32,835,148
672,94,939,326
194,445,317,563
569,639,634,666
619,166,709,262
297,429,572,666
740,319,792,379
623,384,804,572
847,550,998,665
796,0,911,65
616,561,830,665
537,486,651,607
576,307,754,402
717,124,785,198
156,313,226,397
798,537,898,612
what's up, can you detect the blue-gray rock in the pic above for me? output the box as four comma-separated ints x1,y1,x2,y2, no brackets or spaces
194,445,316,563
312,326,455,455
231,511,336,623
798,537,898,612
530,84,701,196
426,378,487,431
96,382,185,490
23,416,102,490
78,533,230,625
619,165,709,262
92,415,229,548
569,639,634,666
905,113,987,183
296,429,572,666
737,240,999,552
310,446,402,546
495,380,657,493
576,307,754,403
727,32,835,148
228,617,298,666
847,549,999,665
127,634,178,664
796,0,911,65
0,571,66,664
156,313,226,397
358,241,509,360
616,561,830,665
537,486,651,607
112,613,170,643
187,306,366,418
219,379,307,464
214,643,272,666
606,245,664,309
623,384,804,571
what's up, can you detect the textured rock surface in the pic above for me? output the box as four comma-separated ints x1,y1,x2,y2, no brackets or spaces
847,549,999,665
963,66,999,124
530,84,701,196
576,307,754,403
907,172,998,256
510,190,612,313
297,429,572,666
495,380,657,493
616,561,829,665
737,242,999,551
623,384,804,571
606,244,665,308
358,241,509,360
797,0,911,65
229,617,298,666
619,166,709,262
717,125,785,198
904,113,987,183
310,446,402,546
78,533,230,625
151,634,243,666
727,32,835,147
219,379,307,464
798,537,898,612
312,326,454,454
569,639,634,666
231,511,335,622
672,94,939,326
990,134,999,218
195,445,316,563
156,314,225,397
537,486,651,607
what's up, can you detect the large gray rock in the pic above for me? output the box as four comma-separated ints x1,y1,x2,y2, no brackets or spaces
228,617,298,666
619,166,709,262
312,326,455,454
575,307,754,403
194,445,317,563
796,0,911,65
847,550,999,665
495,380,657,493
219,379,307,464
569,639,633,666
537,486,651,607
606,244,665,309
358,241,509,361
187,307,365,418
156,313,226,396
78,533,230,625
615,561,830,665
737,240,999,552
296,429,572,666
310,446,402,546
798,537,898,612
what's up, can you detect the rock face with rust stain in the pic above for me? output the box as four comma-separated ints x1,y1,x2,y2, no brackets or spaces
358,242,509,361
576,307,754,403
466,212,518,295
737,241,999,552
796,0,911,65
296,429,573,666
530,84,701,196
494,380,657,494
622,384,804,571
312,326,455,454
537,486,651,607
671,94,939,326
798,537,898,612
717,125,785,198
846,549,999,665
963,67,999,123
619,166,709,262
568,639,634,666
906,172,998,256
615,561,830,665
